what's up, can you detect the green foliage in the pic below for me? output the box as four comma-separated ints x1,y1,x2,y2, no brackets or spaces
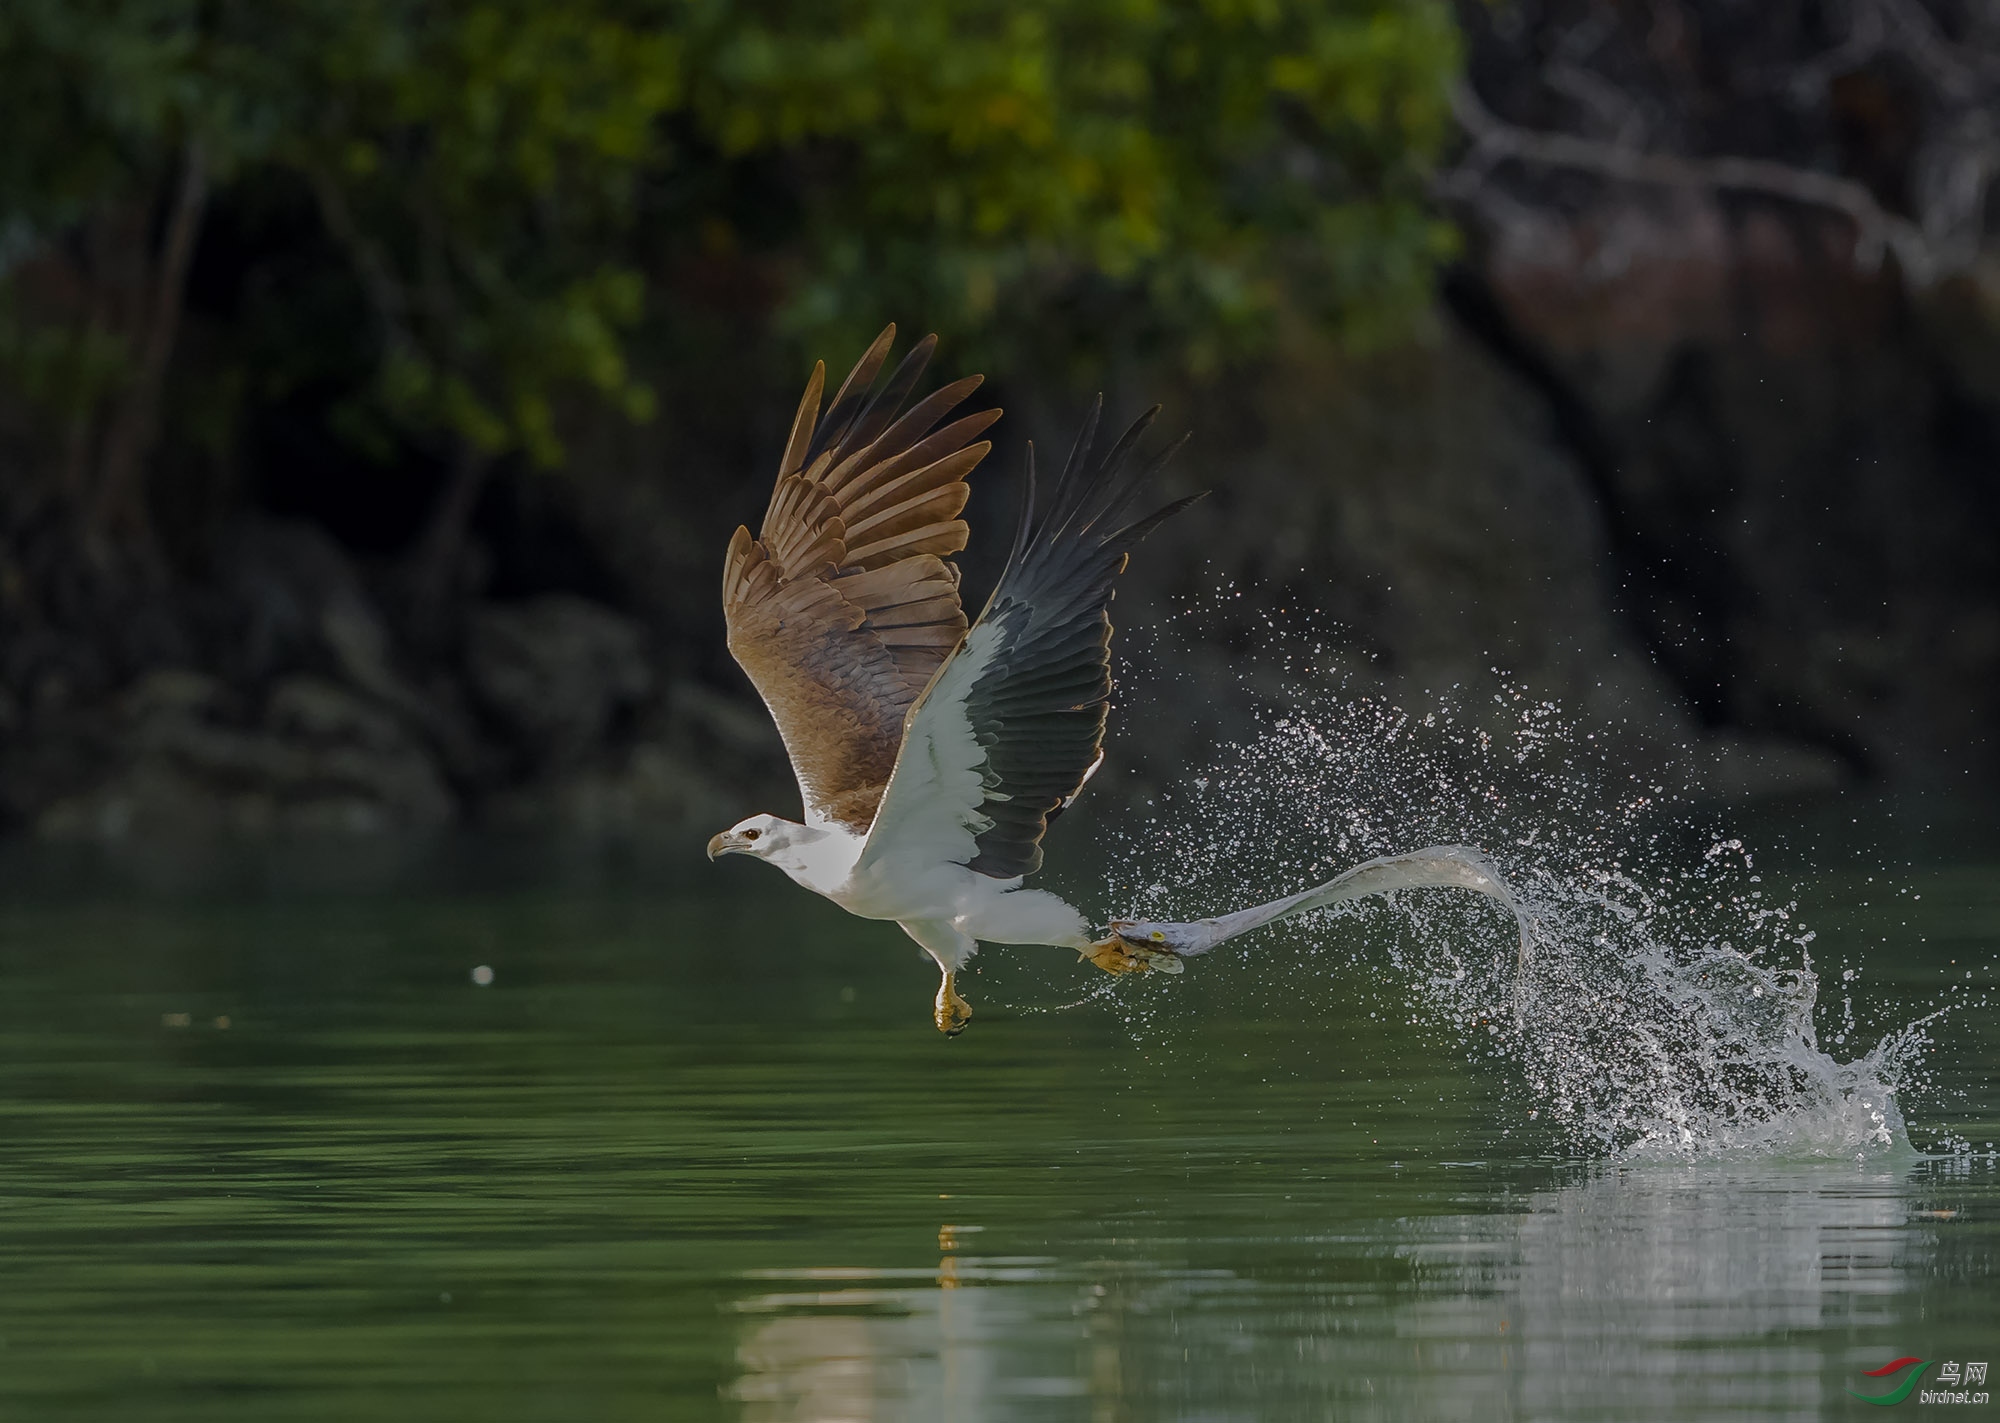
678,0,1461,366
0,0,676,470
278,2,676,465
0,289,129,425
0,1,205,232
0,0,1461,486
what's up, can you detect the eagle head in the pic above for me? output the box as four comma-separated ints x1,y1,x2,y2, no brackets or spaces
706,813,793,861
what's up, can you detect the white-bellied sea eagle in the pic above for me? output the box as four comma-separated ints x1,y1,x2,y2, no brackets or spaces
708,327,1534,1035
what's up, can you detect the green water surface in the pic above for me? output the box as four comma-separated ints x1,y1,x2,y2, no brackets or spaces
0,824,1994,1421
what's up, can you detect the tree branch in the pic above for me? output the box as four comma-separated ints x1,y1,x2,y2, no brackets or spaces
92,140,209,541
1875,0,1998,101
304,161,414,355
1441,83,1940,283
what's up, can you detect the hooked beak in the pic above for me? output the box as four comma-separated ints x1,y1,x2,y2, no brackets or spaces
706,832,730,862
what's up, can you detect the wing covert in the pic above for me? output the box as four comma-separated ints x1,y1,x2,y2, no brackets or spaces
722,326,999,831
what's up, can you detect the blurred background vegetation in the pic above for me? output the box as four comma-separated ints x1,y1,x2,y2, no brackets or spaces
1,0,1997,842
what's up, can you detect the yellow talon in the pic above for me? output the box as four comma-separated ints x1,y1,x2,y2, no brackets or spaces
1082,935,1183,976
934,971,973,1036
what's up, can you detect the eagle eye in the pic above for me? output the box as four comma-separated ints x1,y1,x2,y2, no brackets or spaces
744,828,761,841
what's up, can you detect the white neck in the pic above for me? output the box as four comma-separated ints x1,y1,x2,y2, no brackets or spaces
764,820,866,896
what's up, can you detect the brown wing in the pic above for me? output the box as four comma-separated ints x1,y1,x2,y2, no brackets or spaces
722,325,999,830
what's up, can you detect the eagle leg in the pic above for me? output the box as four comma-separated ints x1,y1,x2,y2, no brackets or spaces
1081,935,1184,976
934,971,973,1036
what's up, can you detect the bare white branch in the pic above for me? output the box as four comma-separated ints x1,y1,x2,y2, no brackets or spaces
1442,83,1941,283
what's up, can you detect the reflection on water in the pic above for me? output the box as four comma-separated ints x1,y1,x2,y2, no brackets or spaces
1400,1166,1913,1421
730,1166,1937,1422
732,1263,1085,1421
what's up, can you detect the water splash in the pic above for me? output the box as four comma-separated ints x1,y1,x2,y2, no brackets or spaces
1096,620,1944,1162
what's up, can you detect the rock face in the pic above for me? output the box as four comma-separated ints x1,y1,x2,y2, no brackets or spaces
10,517,472,840
36,668,454,839
11,274,1998,844
1100,321,1853,803
1434,0,2000,785
14,274,1991,847
1464,214,2000,783
551,311,1937,814
465,595,654,769
10,518,756,843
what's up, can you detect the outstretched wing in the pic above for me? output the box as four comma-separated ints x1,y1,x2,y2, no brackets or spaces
723,325,1000,831
855,401,1199,881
